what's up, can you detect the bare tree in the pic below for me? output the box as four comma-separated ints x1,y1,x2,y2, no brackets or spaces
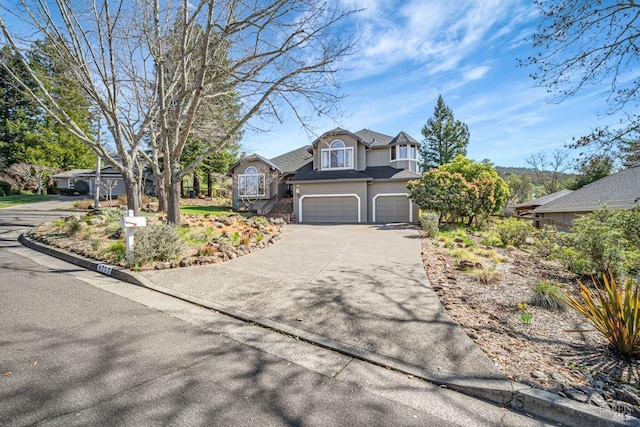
7,162,53,194
523,1,640,165
99,178,118,207
526,148,571,194
0,1,357,224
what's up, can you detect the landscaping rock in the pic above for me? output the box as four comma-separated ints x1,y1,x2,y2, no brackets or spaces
615,385,640,406
565,389,589,403
531,370,547,380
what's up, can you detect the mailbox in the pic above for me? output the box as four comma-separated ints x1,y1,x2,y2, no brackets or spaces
120,216,147,228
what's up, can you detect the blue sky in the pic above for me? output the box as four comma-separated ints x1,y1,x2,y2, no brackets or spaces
242,0,625,168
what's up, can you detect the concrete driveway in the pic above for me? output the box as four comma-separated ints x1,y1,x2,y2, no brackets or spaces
139,223,503,381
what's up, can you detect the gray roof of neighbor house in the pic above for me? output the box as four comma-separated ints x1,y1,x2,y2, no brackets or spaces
269,145,313,174
533,165,640,213
513,189,573,209
290,163,420,182
52,169,93,178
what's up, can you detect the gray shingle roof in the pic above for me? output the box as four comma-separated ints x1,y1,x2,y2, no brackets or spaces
513,189,573,209
311,127,369,148
389,131,419,146
533,165,640,213
269,146,313,174
354,129,394,147
227,153,281,175
290,164,420,182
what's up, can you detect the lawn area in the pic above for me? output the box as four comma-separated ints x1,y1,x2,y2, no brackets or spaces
179,205,232,215
0,194,54,208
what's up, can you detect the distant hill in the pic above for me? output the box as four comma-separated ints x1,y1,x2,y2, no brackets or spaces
496,166,576,181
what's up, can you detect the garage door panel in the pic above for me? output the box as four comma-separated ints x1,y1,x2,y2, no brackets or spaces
376,196,409,223
302,197,358,223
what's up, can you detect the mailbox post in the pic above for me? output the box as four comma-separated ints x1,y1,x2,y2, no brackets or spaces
120,210,147,263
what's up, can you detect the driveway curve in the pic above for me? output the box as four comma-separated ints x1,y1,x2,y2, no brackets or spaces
140,223,503,381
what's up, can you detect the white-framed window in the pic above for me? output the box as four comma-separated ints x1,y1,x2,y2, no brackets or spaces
391,144,419,173
321,140,354,170
238,166,265,197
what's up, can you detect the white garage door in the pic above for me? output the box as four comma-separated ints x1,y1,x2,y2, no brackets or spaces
301,196,359,223
375,195,410,223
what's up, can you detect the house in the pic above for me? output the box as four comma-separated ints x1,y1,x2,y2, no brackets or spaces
53,165,155,197
229,128,422,223
512,189,573,218
532,164,640,229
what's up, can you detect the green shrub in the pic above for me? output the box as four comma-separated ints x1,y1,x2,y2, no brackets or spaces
0,180,11,196
419,212,440,237
469,263,501,284
132,223,182,264
565,274,640,358
103,241,126,262
494,217,534,247
531,280,566,311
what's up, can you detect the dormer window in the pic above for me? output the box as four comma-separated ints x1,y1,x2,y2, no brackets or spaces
321,140,353,170
238,166,265,197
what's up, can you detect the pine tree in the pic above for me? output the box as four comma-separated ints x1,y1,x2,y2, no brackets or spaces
419,95,470,170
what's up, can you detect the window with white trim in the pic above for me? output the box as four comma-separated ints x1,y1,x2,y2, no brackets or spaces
238,166,265,197
391,144,419,173
321,140,354,170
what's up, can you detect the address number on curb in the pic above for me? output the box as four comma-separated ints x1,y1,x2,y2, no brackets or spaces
97,264,113,276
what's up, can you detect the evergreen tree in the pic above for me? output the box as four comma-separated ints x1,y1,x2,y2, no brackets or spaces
419,95,470,170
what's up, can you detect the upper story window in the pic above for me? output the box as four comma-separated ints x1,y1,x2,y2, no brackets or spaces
391,144,418,161
238,166,265,197
321,140,354,170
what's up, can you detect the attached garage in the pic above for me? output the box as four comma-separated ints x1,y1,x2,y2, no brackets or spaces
373,194,412,223
300,195,360,223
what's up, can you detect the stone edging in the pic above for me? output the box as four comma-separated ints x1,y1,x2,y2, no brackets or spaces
19,233,639,427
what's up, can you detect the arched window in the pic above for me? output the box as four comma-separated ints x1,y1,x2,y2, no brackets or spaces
238,165,265,197
321,139,353,170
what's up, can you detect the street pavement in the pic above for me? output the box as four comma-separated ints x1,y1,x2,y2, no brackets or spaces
1,200,553,426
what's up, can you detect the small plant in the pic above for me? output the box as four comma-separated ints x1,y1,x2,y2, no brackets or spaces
64,216,82,235
419,212,440,237
90,239,101,251
531,280,566,311
495,218,534,247
240,235,251,246
469,263,501,284
230,231,241,245
196,243,218,256
73,199,94,210
518,302,532,325
133,223,182,265
564,274,640,358
255,233,264,242
103,241,126,262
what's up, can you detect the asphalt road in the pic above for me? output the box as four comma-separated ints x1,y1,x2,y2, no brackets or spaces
0,201,550,426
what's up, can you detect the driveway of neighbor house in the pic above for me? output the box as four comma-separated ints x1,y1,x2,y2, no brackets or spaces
139,224,504,381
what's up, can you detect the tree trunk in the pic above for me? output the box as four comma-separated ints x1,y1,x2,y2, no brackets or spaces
166,178,181,225
193,173,199,197
123,178,140,215
207,173,212,198
156,179,167,213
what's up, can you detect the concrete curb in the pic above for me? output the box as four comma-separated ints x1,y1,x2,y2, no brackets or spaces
19,233,640,427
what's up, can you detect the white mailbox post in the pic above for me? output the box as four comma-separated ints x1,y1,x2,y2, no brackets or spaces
120,210,147,263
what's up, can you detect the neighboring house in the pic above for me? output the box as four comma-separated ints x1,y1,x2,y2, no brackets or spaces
229,128,422,223
512,189,573,218
532,164,640,229
53,165,155,197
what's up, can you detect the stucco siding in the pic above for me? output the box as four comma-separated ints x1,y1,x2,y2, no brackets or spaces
313,133,362,172
293,181,367,223
366,147,391,167
231,160,275,209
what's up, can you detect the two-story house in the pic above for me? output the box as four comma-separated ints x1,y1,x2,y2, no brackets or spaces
228,127,422,223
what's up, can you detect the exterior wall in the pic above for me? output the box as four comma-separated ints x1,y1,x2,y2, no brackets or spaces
366,147,391,167
312,133,362,171
367,181,418,223
536,212,582,230
54,178,73,189
230,160,277,209
293,181,368,223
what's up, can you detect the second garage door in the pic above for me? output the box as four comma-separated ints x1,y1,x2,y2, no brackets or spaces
301,196,359,223
375,195,410,223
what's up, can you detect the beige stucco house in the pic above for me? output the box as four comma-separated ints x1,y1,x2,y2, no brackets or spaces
229,128,422,223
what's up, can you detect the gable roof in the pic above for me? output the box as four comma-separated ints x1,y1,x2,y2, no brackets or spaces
533,165,640,213
354,129,394,147
513,189,573,209
269,145,313,174
310,127,369,148
227,153,281,175
52,169,93,179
